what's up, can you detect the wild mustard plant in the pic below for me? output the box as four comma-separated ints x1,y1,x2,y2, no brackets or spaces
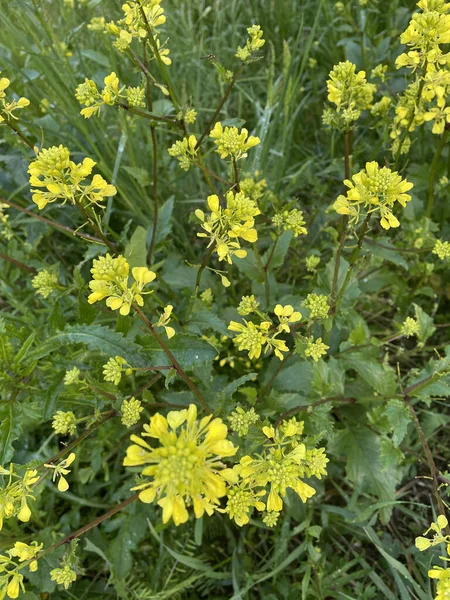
0,72,29,122
333,161,413,229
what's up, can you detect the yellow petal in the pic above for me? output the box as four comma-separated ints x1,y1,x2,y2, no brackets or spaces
267,488,283,511
58,476,69,492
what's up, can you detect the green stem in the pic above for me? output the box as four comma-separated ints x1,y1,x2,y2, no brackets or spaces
330,130,352,312
195,65,245,150
334,213,371,310
426,129,448,218
133,305,212,414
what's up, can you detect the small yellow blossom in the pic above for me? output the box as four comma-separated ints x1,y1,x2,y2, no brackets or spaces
123,404,238,525
156,305,175,338
209,122,260,161
0,71,30,123
262,510,280,527
305,255,320,272
8,541,43,572
44,453,76,492
64,367,82,386
274,305,302,333
0,466,39,530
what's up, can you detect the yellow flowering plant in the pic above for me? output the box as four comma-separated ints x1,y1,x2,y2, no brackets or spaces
2,0,450,597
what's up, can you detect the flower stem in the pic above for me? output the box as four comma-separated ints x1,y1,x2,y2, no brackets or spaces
133,305,212,414
330,130,352,312
426,129,448,218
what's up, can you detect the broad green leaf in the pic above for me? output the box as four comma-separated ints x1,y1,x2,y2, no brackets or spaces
125,225,147,268
0,403,21,465
414,303,436,345
139,333,216,371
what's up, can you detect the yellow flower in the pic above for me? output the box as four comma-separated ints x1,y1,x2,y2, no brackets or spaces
423,106,450,134
156,305,175,339
236,419,326,512
6,572,23,599
274,304,302,333
123,404,238,525
302,294,330,320
209,122,260,161
44,453,76,492
8,541,43,572
272,208,308,237
228,320,270,360
433,239,450,259
235,24,265,63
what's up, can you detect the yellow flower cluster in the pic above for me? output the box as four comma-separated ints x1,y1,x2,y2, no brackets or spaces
240,174,267,202
416,515,450,600
75,72,145,118
235,25,266,63
222,419,328,526
28,145,116,210
323,60,376,129
121,397,144,427
123,404,238,525
195,191,260,264
433,239,450,259
104,0,171,65
103,355,132,385
167,135,198,171
31,270,60,298
272,208,308,237
0,72,30,123
237,294,260,316
228,406,259,436
302,293,330,320
0,541,43,599
210,122,260,161
401,316,419,338
228,304,301,361
392,0,450,150
333,161,413,229
0,466,39,530
52,410,77,436
88,254,156,316
50,563,77,590
295,335,330,362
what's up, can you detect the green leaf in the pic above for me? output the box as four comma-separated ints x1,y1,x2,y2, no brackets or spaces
264,231,293,270
384,399,411,447
186,310,229,336
414,303,436,345
0,403,21,464
122,166,151,187
155,196,174,245
331,426,399,523
342,353,397,396
139,334,216,371
219,373,258,402
27,325,147,367
125,225,147,268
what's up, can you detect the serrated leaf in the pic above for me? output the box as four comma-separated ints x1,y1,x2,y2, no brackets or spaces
27,325,146,367
219,373,257,402
331,426,399,523
384,399,411,447
342,354,397,396
414,303,436,345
